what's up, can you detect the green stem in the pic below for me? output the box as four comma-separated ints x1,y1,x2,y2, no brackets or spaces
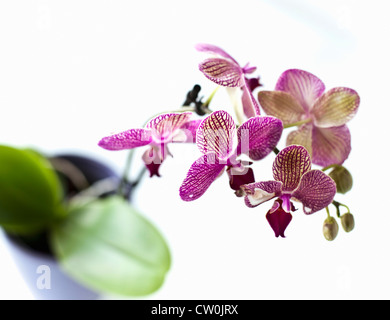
202,86,219,109
332,200,350,216
273,147,280,155
325,206,331,219
131,166,147,188
117,149,135,198
283,118,312,129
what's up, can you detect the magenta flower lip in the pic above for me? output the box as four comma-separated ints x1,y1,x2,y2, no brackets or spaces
179,110,283,201
266,199,293,238
258,69,360,166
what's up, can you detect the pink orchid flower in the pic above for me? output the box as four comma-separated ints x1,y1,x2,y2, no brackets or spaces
196,43,261,119
180,111,283,201
98,112,201,177
258,69,360,166
243,145,336,237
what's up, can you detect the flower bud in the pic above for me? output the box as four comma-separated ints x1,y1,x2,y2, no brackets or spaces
328,166,353,194
323,217,339,241
341,213,355,232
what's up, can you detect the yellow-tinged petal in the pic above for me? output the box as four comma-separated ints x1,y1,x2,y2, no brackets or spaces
258,90,306,125
311,87,360,128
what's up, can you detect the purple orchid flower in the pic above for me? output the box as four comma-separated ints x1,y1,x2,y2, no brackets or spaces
180,111,283,201
196,43,262,119
243,145,336,237
98,112,201,177
258,69,360,167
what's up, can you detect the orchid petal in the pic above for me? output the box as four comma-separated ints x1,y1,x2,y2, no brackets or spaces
241,81,261,117
272,145,311,192
98,128,152,151
196,110,236,159
146,112,192,143
179,154,226,201
311,125,351,166
199,58,244,87
292,169,336,214
242,180,282,208
173,119,202,143
275,69,325,112
195,43,237,63
237,116,283,161
258,90,306,125
286,123,313,156
311,87,360,128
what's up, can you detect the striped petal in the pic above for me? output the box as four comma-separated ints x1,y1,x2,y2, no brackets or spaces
292,169,336,214
258,90,306,125
286,123,313,156
195,43,238,63
272,145,311,192
311,87,360,128
237,116,283,161
146,112,192,143
275,69,325,112
196,110,236,160
98,128,152,151
311,125,351,166
242,180,282,208
179,154,226,201
199,58,244,87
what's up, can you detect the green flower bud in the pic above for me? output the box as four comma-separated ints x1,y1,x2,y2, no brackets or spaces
328,166,353,194
341,213,355,232
323,217,339,241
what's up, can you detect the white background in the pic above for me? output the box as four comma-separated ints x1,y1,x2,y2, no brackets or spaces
0,0,388,299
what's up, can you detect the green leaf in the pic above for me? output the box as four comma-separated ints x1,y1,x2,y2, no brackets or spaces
51,196,171,296
0,145,64,233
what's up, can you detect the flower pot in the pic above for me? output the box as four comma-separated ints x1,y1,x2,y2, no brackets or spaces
3,154,122,300
4,231,100,300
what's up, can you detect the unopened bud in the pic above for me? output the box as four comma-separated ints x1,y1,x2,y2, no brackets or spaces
341,213,355,232
328,166,353,194
323,217,339,241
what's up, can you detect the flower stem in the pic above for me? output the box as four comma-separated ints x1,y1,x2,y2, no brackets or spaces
325,206,331,219
117,149,135,198
332,200,350,216
131,166,147,188
283,118,312,129
202,86,219,109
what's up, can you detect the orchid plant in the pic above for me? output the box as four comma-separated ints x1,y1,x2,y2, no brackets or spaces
0,43,359,299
